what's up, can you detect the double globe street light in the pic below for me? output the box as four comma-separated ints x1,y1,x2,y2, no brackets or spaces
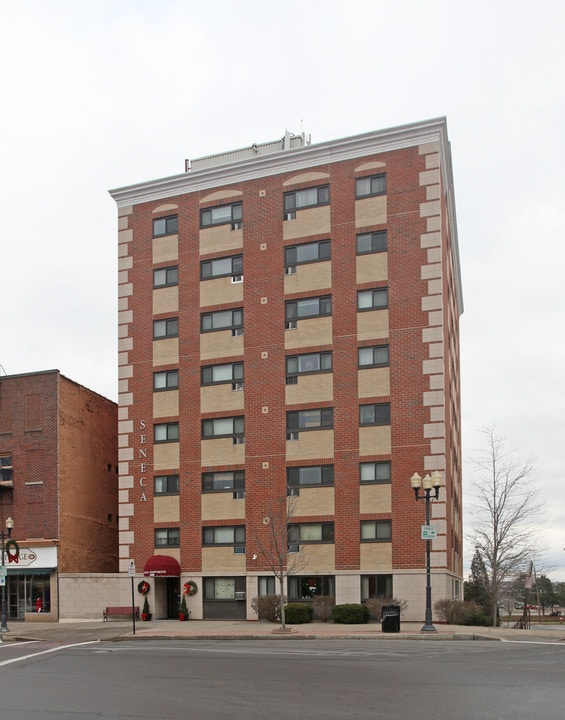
410,471,442,633
1,517,14,633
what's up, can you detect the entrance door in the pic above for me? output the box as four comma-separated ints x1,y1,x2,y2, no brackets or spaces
166,577,180,618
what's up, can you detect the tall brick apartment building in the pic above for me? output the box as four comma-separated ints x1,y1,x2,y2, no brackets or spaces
0,370,118,621
110,118,463,621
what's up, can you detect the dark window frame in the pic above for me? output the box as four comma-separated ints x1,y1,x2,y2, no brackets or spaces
285,351,332,377
0,455,13,483
355,174,386,199
153,317,179,339
153,369,179,391
201,362,244,385
358,345,390,368
200,202,242,228
154,527,180,547
202,471,245,492
288,522,335,544
285,296,332,321
154,474,180,495
201,308,243,333
202,416,245,439
360,461,391,484
356,231,387,255
153,265,179,288
153,422,180,443
357,288,388,311
361,520,392,542
284,240,331,267
202,525,246,547
359,403,391,426
287,465,334,487
284,185,329,215
201,255,243,280
286,408,334,432
153,215,178,237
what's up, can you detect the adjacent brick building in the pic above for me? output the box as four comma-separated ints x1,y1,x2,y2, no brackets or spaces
109,118,463,621
0,370,118,621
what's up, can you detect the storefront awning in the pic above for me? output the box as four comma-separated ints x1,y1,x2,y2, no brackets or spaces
143,555,180,577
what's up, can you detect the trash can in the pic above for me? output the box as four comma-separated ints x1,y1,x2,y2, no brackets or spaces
381,604,400,633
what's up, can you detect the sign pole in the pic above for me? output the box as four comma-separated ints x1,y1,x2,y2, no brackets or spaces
128,562,136,635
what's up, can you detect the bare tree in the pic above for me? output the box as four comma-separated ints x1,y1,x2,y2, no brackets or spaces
254,495,308,630
468,426,545,627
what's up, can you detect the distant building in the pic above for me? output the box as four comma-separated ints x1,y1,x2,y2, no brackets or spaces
109,118,463,621
0,370,118,621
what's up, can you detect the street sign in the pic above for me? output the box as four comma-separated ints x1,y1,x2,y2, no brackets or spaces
128,562,136,577
0,567,6,577
0,577,5,586
421,525,437,540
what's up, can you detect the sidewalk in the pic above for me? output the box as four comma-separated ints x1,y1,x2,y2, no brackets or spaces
3,619,565,644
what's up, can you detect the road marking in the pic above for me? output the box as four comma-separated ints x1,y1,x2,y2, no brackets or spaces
0,641,99,667
501,639,565,646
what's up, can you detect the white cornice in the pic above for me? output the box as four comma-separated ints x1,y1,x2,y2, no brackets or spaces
109,118,448,208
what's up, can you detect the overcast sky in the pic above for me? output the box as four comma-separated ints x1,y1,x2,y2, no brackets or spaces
1,0,563,581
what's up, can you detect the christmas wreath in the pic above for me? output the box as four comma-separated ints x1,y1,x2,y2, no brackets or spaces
183,580,198,596
5,539,19,563
137,580,151,595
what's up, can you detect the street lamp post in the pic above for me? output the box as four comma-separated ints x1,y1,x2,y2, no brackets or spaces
1,517,14,633
410,471,442,633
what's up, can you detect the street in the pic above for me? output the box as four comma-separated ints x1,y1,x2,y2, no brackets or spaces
0,638,563,719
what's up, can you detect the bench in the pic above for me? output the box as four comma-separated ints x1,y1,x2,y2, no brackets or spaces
103,606,140,622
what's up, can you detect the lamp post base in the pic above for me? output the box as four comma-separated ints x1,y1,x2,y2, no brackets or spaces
420,622,437,633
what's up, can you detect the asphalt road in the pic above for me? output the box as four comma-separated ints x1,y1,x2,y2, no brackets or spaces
0,638,563,719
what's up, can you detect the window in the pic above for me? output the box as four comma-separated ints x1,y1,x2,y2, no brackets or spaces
356,231,387,255
361,520,392,541
286,408,333,434
359,404,391,426
200,202,242,228
288,523,334,544
288,575,335,600
202,416,244,441
0,456,13,484
153,317,178,339
284,240,330,267
284,185,329,214
155,527,180,547
153,422,179,443
361,574,393,600
360,461,391,484
286,352,332,377
356,174,386,198
153,215,178,237
287,465,334,487
201,308,243,333
258,576,276,596
204,576,246,599
358,345,389,368
357,288,388,310
203,526,245,546
154,474,179,495
202,471,245,492
153,369,179,391
285,296,331,321
153,266,178,288
201,255,243,280
201,362,243,385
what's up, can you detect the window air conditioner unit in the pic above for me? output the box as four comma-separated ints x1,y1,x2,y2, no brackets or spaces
233,490,245,500
287,487,300,497
285,320,297,330
233,436,245,445
231,222,242,230
231,275,243,283
284,212,296,221
232,382,244,391
286,432,299,441
288,544,300,553
285,266,296,275
234,546,245,554
285,376,298,385
232,328,244,336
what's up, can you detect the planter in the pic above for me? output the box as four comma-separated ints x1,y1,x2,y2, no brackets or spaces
141,613,152,621
179,613,189,621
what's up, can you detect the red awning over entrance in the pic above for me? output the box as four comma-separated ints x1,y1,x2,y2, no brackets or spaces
143,555,181,577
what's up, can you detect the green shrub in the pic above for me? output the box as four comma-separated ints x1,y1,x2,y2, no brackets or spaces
251,594,283,623
313,596,335,622
365,597,408,621
285,603,313,624
433,598,494,625
332,603,369,624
